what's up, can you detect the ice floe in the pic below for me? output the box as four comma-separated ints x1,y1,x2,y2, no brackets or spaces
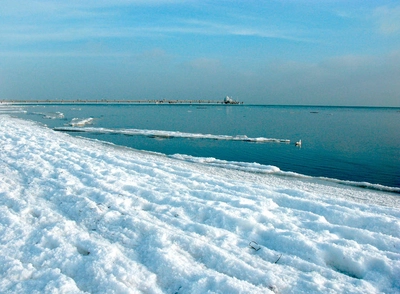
32,111,65,119
54,126,291,143
68,117,94,127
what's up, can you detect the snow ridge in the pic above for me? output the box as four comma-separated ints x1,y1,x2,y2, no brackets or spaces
1,116,399,293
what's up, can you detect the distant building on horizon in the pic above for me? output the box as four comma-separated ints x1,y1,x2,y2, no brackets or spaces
223,96,241,104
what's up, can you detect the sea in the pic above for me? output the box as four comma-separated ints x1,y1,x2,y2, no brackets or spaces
3,103,400,191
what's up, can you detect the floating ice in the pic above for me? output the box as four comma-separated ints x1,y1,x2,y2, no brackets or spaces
0,105,27,114
172,154,400,194
54,126,291,143
68,117,94,127
33,111,65,119
1,116,399,293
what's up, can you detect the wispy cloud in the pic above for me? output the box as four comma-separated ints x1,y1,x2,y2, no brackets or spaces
0,1,317,47
1,18,310,44
170,18,313,42
1,1,399,106
0,0,185,14
373,5,400,35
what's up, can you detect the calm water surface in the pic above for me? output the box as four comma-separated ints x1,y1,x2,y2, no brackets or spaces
13,104,400,188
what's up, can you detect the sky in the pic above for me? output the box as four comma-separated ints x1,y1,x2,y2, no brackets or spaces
0,0,399,106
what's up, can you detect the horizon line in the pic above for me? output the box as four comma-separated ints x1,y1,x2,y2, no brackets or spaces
1,99,399,108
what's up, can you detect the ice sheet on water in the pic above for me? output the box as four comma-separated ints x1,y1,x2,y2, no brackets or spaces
1,115,400,293
54,126,291,143
172,154,400,194
32,111,65,119
0,105,27,114
170,153,282,173
68,117,94,127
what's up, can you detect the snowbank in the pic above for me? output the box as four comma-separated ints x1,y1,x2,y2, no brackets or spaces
0,116,399,293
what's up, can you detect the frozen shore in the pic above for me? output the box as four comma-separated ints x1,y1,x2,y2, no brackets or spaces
0,116,399,293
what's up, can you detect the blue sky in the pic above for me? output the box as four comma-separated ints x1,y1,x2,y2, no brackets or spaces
1,0,399,106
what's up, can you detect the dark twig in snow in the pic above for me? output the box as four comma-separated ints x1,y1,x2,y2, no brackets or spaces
274,254,282,264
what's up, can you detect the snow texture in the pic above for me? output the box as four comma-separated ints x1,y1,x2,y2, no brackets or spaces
0,116,399,293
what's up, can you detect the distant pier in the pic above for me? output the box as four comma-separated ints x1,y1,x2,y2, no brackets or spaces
1,99,243,105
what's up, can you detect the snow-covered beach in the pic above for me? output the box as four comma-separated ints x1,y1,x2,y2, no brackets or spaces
1,116,399,293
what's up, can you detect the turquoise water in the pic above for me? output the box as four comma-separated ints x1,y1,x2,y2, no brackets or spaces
13,104,400,188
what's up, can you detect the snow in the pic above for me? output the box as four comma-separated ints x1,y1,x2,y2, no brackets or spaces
69,117,94,127
0,115,399,294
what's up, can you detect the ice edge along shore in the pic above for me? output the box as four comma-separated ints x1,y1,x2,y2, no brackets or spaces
0,115,399,293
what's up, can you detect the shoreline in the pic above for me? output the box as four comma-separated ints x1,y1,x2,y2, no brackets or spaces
1,115,399,293
1,104,399,191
